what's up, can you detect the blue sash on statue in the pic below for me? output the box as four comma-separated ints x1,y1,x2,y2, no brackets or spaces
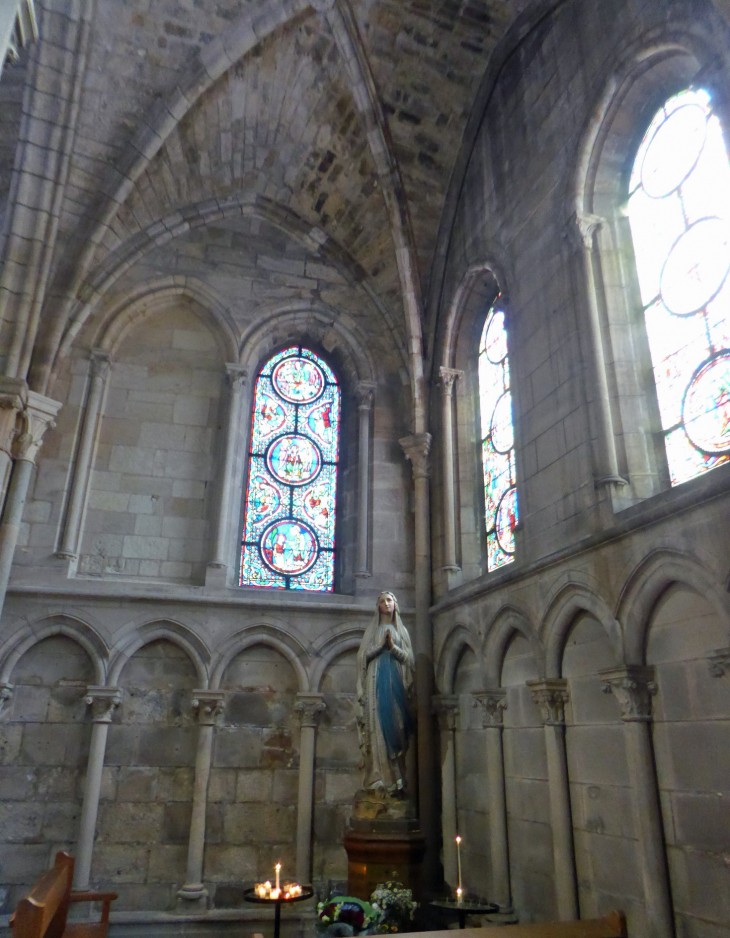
376,650,412,759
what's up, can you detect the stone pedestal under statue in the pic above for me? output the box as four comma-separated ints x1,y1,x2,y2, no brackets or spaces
344,790,426,901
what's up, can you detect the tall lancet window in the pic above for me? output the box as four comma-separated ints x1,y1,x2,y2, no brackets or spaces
628,88,730,485
240,346,340,592
479,296,518,571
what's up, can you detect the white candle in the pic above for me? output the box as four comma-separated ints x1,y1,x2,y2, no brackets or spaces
275,862,281,892
456,835,463,901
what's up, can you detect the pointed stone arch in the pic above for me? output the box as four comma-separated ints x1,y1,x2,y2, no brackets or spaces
108,620,210,687
542,583,623,678
483,604,544,688
310,627,364,693
0,614,108,685
436,623,482,695
210,624,309,693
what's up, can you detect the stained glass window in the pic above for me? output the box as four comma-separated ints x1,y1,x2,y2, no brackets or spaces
479,297,518,571
628,88,730,485
240,347,340,592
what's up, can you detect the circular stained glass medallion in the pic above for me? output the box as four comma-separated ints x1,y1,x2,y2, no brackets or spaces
682,350,730,454
267,434,322,486
257,393,286,438
261,520,318,576
661,217,730,316
272,357,325,404
490,391,514,453
249,475,281,524
485,309,508,364
495,486,518,555
641,104,708,199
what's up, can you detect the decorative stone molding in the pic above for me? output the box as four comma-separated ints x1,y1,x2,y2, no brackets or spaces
433,694,460,732
399,433,432,480
356,382,376,410
438,367,463,396
192,690,225,726
473,690,507,727
599,666,657,722
295,693,326,727
2,0,37,70
13,392,62,463
709,647,730,677
89,348,112,381
85,687,123,724
527,679,570,725
0,378,27,458
0,683,14,718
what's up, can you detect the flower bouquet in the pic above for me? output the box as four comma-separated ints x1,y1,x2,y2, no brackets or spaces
316,895,380,937
370,882,417,934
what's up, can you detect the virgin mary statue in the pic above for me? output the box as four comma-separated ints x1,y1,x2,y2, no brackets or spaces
356,591,415,793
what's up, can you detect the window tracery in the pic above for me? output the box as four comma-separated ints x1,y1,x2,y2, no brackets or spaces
240,346,340,592
478,297,518,571
627,88,730,485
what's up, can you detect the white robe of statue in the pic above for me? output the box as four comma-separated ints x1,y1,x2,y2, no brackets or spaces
356,591,415,792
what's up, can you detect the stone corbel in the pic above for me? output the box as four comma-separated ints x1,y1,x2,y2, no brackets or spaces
13,391,62,464
433,694,460,732
709,647,730,677
527,679,570,725
399,433,432,480
192,690,226,726
599,665,656,722
473,689,507,727
0,682,14,718
0,378,27,461
295,692,326,727
85,686,123,723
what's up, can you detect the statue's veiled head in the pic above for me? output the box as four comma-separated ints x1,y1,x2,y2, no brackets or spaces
377,591,397,622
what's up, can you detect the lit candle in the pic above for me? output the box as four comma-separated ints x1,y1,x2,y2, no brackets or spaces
455,835,463,902
275,862,281,892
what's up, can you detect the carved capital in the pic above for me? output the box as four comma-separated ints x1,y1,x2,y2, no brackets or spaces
433,694,460,731
0,378,28,458
0,683,14,719
599,666,656,722
13,392,62,463
709,647,730,677
85,686,123,723
528,679,570,725
295,692,326,727
225,363,247,393
473,690,507,727
89,349,112,381
192,690,226,725
399,433,432,480
570,211,604,251
438,367,463,397
356,382,376,411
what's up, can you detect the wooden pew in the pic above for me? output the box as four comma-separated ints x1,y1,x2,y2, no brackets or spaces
10,853,118,938
406,911,627,938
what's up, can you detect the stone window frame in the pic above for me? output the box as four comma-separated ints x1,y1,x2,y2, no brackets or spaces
437,262,527,588
573,28,730,511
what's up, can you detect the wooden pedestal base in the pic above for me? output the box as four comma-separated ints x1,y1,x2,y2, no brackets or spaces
344,827,426,901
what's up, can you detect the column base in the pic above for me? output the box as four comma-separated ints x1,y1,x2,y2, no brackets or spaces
205,563,228,587
176,884,209,910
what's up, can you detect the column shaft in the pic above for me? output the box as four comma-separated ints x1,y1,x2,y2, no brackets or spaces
59,351,110,558
75,687,122,889
0,458,33,600
400,433,437,891
601,667,674,938
528,680,578,920
209,366,246,574
355,384,374,578
296,723,317,882
438,368,461,572
485,725,510,909
435,695,459,888
179,691,225,904
573,215,624,486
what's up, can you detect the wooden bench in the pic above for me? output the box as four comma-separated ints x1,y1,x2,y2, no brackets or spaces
407,911,627,938
10,852,117,938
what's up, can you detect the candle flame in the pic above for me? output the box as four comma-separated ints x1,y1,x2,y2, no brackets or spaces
455,835,461,843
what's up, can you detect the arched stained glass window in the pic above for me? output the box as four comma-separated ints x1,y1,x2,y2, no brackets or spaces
240,346,340,592
479,297,518,571
628,88,730,485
